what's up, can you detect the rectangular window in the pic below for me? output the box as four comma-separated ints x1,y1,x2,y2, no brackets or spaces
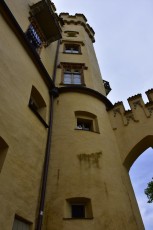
64,197,93,219
60,63,87,86
75,111,100,133
64,69,82,85
64,44,80,54
12,217,31,230
77,118,93,131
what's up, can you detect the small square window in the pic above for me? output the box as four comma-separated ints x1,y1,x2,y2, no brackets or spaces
64,197,93,219
75,111,100,133
71,204,85,218
77,118,93,131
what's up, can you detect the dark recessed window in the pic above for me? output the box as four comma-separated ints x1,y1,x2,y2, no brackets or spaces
75,111,100,133
0,137,8,173
64,44,80,54
65,197,93,219
77,118,93,131
60,63,87,86
29,86,48,127
71,204,85,218
26,24,42,51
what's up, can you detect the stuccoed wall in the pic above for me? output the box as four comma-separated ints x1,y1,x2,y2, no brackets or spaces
108,91,153,170
44,92,144,230
5,0,59,78
0,14,52,229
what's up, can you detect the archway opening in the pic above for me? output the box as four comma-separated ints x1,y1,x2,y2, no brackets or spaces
129,148,153,230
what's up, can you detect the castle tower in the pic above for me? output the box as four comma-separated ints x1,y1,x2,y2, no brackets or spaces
44,13,144,230
2,1,153,229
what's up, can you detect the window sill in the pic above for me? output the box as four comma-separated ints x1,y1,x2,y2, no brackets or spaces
29,105,49,128
75,128,100,134
60,83,86,86
63,52,82,55
63,217,93,220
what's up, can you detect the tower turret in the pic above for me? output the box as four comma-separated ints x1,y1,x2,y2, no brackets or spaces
55,13,107,96
43,13,144,230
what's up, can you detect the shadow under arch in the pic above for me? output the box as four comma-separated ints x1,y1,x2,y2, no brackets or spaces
123,135,153,171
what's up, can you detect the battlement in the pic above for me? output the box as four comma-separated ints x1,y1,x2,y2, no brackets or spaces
59,13,95,42
109,89,153,129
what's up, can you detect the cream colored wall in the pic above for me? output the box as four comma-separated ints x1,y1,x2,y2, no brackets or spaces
5,0,58,78
44,92,144,230
108,92,153,170
0,16,50,229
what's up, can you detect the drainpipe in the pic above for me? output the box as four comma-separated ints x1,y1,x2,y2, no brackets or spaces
36,39,60,230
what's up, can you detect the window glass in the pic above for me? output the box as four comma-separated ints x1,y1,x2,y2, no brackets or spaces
64,44,80,54
12,217,30,230
77,118,93,131
63,69,81,85
75,111,100,133
65,197,93,219
71,204,85,218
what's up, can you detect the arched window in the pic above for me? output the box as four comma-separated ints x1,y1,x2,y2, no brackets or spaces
0,137,8,173
64,197,93,219
75,111,99,133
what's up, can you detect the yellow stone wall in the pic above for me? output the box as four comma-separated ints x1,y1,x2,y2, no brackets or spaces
44,92,144,230
0,13,52,229
1,1,152,230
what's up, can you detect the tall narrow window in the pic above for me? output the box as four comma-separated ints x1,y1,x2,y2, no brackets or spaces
29,86,48,127
12,216,31,230
0,137,8,173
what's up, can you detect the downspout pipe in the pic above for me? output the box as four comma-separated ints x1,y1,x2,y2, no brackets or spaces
36,39,60,230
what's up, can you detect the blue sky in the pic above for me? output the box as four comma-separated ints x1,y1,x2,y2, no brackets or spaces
54,1,153,228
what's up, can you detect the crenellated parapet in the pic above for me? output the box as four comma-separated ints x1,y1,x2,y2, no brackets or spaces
59,13,95,42
109,89,153,130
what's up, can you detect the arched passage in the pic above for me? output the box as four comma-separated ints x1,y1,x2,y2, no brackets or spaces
129,148,153,230
123,135,153,171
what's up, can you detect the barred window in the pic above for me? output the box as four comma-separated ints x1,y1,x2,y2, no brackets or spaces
26,24,42,51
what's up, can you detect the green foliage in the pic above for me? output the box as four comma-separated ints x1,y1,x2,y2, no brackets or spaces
145,178,153,203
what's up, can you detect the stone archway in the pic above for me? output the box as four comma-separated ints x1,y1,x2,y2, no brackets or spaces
123,135,153,171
